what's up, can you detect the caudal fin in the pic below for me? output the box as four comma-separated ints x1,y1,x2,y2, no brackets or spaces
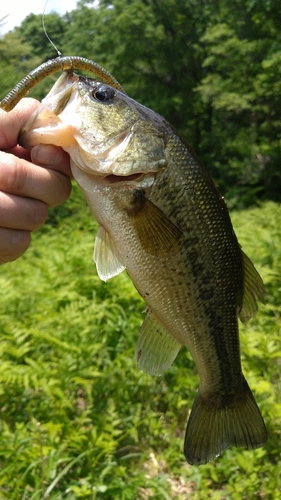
184,377,267,465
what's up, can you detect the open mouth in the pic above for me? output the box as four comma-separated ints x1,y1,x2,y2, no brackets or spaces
105,172,144,184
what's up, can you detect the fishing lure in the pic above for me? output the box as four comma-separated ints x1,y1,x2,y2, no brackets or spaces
0,56,125,112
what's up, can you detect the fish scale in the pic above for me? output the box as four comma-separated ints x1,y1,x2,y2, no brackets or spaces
19,69,267,465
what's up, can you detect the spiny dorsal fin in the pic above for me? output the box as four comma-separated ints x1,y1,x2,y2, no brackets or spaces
125,190,183,257
135,311,182,376
239,251,265,323
94,225,126,281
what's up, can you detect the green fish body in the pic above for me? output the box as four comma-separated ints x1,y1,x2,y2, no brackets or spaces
20,72,267,464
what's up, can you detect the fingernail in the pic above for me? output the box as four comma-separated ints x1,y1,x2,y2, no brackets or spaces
31,145,62,166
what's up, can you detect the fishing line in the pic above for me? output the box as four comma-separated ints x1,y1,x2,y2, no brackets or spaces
42,0,62,57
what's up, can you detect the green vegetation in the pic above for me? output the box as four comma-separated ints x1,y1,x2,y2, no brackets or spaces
0,0,281,498
0,187,280,498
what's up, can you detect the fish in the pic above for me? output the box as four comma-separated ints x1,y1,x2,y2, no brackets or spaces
19,70,267,465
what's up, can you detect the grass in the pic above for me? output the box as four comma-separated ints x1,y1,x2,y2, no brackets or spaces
0,185,280,499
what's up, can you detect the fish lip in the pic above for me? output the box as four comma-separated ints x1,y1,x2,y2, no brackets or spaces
104,172,145,184
76,126,166,179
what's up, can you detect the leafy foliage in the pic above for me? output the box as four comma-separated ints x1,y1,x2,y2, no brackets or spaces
0,30,41,99
0,186,280,498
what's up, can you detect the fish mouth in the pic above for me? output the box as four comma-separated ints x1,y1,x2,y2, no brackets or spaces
105,172,144,184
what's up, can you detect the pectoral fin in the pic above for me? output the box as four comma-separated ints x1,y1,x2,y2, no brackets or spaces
125,190,183,257
135,311,182,376
239,251,265,323
94,226,126,281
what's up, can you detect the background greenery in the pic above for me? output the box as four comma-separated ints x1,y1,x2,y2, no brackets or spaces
0,1,280,498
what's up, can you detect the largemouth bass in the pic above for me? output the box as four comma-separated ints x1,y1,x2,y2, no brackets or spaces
19,71,267,465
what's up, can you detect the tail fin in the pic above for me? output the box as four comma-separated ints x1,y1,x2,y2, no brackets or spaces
184,377,267,465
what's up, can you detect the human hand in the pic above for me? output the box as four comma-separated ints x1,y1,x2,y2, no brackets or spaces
0,98,72,264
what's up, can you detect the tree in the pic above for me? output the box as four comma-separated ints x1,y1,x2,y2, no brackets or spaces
0,30,41,99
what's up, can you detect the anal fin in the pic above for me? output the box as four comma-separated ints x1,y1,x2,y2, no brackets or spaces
135,311,182,376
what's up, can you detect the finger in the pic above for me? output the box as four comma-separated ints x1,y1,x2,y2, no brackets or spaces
5,145,32,162
31,144,72,178
0,228,31,264
0,98,39,149
0,151,72,207
0,192,48,231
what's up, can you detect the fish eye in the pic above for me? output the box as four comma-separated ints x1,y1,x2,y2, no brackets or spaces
91,85,115,102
